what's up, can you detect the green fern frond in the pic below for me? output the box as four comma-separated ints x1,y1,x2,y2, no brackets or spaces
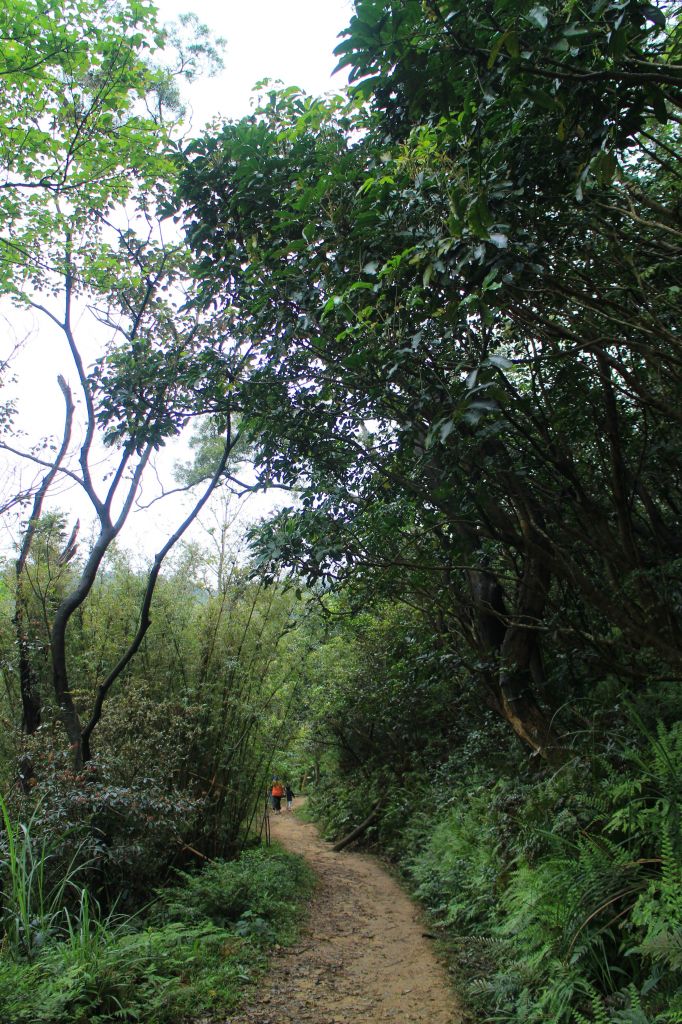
466,935,509,953
638,928,682,970
659,1008,682,1023
660,826,682,914
581,986,611,1024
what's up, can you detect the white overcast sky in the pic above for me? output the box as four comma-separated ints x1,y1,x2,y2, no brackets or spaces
159,0,353,125
1,0,353,564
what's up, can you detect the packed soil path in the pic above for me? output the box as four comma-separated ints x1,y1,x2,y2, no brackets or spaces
226,800,462,1024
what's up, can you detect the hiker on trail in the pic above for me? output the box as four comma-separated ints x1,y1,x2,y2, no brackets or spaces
285,783,295,811
271,778,285,814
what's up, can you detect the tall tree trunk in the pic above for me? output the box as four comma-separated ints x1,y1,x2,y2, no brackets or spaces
498,532,558,758
16,598,41,733
51,525,116,768
15,376,74,734
79,428,235,764
467,551,560,760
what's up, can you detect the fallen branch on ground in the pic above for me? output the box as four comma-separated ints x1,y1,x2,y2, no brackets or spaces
332,800,381,853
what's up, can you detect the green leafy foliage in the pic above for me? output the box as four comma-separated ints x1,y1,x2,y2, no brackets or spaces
177,0,682,767
156,846,315,943
0,847,312,1024
309,692,682,1023
0,0,163,295
0,541,314,903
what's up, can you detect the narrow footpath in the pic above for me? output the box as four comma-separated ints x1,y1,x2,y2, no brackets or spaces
227,800,463,1024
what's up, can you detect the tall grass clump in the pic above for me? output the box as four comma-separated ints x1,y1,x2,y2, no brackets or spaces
0,841,314,1024
0,794,90,958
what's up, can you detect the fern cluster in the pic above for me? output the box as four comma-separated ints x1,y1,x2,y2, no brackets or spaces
393,719,682,1023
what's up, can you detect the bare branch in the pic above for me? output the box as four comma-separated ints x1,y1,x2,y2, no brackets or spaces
16,376,75,576
82,422,238,753
0,441,83,489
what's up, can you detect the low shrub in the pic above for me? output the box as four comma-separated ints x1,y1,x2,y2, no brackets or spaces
408,789,503,929
0,920,252,1024
156,845,315,943
0,844,315,1024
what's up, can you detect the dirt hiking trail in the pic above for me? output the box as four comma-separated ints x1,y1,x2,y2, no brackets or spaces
227,800,463,1024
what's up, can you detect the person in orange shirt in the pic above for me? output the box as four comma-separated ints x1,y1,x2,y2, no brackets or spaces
271,778,285,814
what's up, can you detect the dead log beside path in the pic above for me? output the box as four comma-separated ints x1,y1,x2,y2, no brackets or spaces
332,799,381,852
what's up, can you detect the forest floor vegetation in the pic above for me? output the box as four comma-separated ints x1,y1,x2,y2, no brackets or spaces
0,838,314,1024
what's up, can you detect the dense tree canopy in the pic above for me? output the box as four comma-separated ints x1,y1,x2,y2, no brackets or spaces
177,0,681,758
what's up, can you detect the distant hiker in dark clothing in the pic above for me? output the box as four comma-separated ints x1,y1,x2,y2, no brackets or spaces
285,783,295,811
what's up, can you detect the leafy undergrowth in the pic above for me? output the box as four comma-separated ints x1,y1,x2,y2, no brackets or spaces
308,720,682,1024
0,844,315,1024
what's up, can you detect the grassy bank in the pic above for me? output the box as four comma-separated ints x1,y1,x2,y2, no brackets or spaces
0,843,315,1024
